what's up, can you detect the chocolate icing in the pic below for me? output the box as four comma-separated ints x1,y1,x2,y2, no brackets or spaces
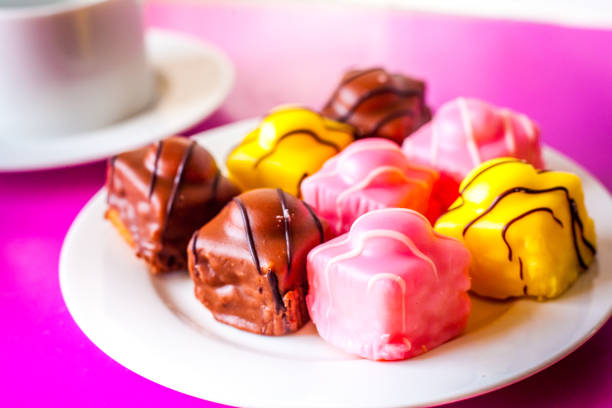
106,156,116,204
188,188,330,335
336,88,422,122
148,141,163,199
162,141,196,237
303,201,325,244
105,136,240,273
321,67,431,144
277,189,294,275
233,197,262,274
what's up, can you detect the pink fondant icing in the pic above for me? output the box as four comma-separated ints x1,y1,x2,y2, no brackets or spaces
306,208,471,361
300,138,439,234
402,97,544,182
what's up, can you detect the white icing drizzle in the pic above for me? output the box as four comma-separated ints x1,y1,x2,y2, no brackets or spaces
518,113,536,143
309,208,454,274
457,98,481,166
363,208,456,242
334,166,429,232
501,109,516,154
339,139,399,160
322,228,438,317
367,273,407,332
339,166,429,201
304,140,399,185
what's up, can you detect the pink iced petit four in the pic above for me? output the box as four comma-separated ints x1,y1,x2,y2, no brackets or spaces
402,97,544,183
306,208,471,361
300,138,442,234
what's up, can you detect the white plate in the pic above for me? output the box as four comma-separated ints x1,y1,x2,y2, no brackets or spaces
0,29,234,172
60,119,612,408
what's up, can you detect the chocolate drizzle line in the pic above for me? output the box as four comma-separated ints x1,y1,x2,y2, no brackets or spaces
502,207,563,261
161,141,196,238
190,230,199,265
360,108,415,138
444,159,527,214
340,67,384,87
302,201,324,243
572,200,597,254
460,159,526,194
267,271,286,312
462,186,596,269
338,87,423,122
107,156,116,204
323,67,384,110
233,197,261,274
277,189,293,275
253,129,341,168
521,257,528,295
148,141,164,199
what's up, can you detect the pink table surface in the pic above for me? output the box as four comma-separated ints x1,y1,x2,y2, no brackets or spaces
2,2,612,406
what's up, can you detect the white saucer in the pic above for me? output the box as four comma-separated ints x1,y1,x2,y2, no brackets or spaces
0,29,234,172
60,120,612,408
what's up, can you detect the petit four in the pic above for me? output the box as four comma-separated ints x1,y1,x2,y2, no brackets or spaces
403,97,544,183
307,208,471,360
226,106,354,197
435,158,597,299
106,136,239,273
188,188,331,335
322,67,431,144
301,138,441,233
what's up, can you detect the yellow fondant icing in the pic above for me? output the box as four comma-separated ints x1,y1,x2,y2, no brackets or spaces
226,106,354,196
434,158,596,299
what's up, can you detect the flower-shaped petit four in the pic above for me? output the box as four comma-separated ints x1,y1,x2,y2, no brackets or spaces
301,138,441,233
226,106,354,197
307,208,471,360
435,158,596,299
403,97,544,183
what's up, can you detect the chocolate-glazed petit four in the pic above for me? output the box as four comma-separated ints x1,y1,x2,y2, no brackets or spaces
106,137,240,273
322,67,431,144
188,188,331,335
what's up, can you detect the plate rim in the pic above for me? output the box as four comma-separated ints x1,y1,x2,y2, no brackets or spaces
59,120,612,407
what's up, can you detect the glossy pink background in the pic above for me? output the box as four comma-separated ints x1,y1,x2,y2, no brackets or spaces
1,2,612,406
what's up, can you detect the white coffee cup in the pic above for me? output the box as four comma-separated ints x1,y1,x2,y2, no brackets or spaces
0,0,155,137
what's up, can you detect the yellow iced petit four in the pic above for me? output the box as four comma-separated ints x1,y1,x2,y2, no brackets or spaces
435,158,596,299
226,106,354,196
